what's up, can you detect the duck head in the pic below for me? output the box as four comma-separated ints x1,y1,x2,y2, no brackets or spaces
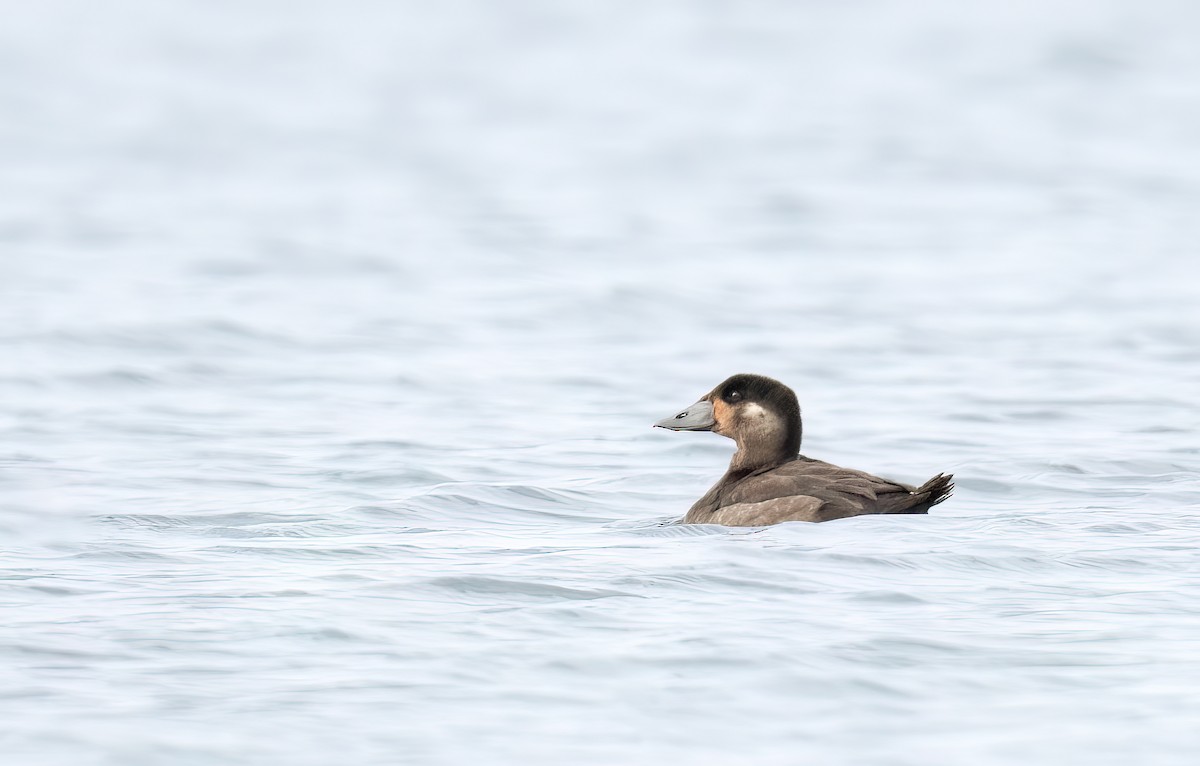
655,373,803,470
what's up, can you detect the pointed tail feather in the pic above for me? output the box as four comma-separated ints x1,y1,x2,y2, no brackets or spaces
917,473,954,509
882,472,953,514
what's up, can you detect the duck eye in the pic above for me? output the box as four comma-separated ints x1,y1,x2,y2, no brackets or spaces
728,391,741,402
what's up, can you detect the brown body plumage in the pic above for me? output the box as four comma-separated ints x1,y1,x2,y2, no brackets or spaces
655,374,953,526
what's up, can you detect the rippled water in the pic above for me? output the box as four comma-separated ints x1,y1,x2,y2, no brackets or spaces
4,1,1200,764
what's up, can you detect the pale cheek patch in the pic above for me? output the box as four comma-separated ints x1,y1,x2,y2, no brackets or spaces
742,403,783,440
743,403,767,420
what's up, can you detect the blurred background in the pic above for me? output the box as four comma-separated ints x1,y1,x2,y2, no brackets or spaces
3,1,1199,764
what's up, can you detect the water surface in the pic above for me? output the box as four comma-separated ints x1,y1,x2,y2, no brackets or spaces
3,1,1200,764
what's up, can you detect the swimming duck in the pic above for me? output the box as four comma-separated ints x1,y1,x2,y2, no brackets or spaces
655,373,953,526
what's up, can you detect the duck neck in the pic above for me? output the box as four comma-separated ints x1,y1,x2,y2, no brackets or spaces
728,438,793,474
728,409,801,473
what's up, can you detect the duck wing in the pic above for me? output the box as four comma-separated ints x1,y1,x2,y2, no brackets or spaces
718,457,953,523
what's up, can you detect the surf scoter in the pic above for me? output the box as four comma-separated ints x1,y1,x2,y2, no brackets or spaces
655,373,953,526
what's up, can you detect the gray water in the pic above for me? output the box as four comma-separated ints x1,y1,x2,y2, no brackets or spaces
4,1,1200,764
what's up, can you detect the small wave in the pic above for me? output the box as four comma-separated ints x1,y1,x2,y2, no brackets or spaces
419,575,636,601
392,482,603,525
101,511,325,530
68,368,161,387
